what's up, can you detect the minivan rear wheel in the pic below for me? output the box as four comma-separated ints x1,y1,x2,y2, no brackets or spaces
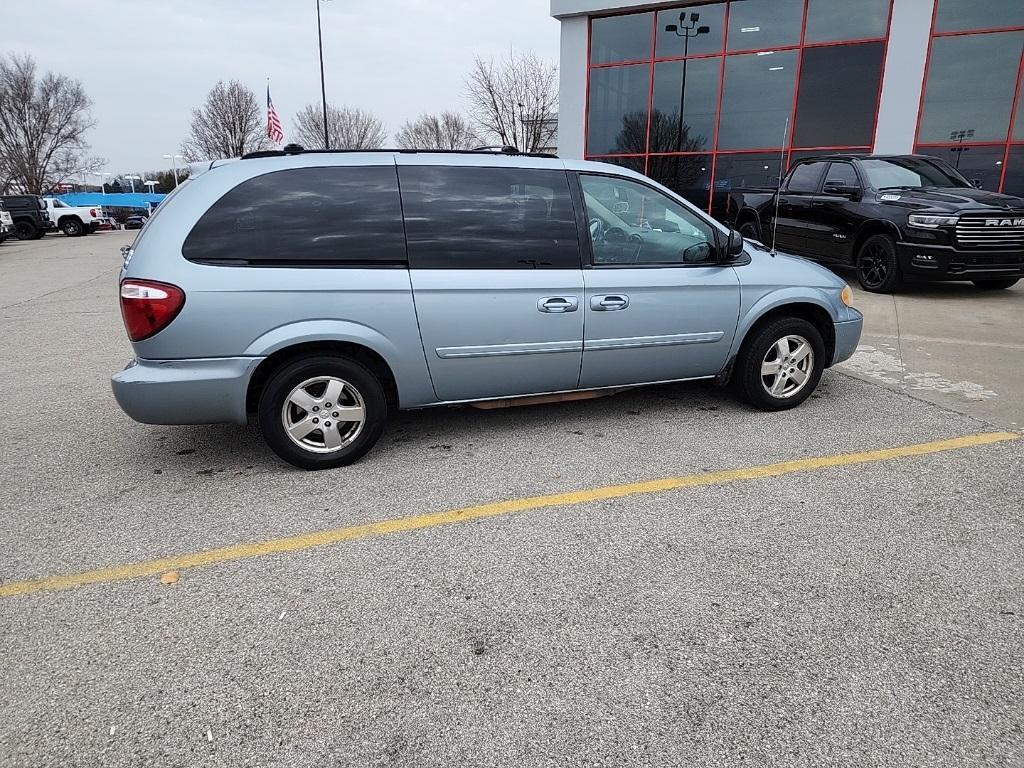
258,355,387,470
734,317,826,411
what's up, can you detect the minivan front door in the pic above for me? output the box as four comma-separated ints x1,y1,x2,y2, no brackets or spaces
398,162,585,402
576,174,740,389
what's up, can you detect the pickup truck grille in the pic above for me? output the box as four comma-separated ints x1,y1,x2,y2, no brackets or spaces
955,214,1024,249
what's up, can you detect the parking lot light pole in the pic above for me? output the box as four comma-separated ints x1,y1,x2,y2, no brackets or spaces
665,13,710,152
316,0,331,150
949,128,975,170
162,154,184,188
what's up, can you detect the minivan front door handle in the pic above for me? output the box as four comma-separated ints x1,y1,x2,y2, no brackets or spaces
538,296,579,313
590,294,629,311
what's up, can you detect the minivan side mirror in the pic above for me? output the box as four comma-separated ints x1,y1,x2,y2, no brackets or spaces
722,228,744,261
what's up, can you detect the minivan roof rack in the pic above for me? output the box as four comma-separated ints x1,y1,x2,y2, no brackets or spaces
240,144,559,160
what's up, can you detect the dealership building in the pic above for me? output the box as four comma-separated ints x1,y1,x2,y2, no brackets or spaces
551,0,1024,214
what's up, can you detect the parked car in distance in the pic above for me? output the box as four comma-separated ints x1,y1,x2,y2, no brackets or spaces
112,148,863,470
0,202,13,243
41,198,106,237
725,154,1024,293
123,215,146,230
1,195,51,240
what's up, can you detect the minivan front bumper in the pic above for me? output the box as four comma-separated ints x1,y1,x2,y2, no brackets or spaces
832,313,863,366
111,357,261,425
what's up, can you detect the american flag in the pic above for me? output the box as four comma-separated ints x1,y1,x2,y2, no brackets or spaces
267,85,284,145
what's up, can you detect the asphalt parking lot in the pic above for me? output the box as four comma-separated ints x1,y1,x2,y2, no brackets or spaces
1,231,1022,767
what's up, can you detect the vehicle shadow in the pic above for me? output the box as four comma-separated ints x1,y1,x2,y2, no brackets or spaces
135,379,737,474
829,265,1020,300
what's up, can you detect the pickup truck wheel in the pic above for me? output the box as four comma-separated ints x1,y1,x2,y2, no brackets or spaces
258,355,387,470
856,234,902,293
738,221,761,241
734,317,825,411
61,219,84,237
13,221,38,240
972,278,1019,290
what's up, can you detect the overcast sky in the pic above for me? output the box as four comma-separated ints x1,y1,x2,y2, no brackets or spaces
7,0,560,174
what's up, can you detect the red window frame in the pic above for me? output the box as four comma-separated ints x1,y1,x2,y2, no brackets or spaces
913,5,1024,194
583,0,895,213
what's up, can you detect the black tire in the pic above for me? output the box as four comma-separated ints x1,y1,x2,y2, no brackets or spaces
258,355,387,470
738,221,762,242
61,218,84,237
972,278,1019,290
856,233,902,293
733,317,826,411
13,220,37,240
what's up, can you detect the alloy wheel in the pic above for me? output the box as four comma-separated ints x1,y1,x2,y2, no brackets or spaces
280,376,366,453
760,335,815,399
859,242,889,289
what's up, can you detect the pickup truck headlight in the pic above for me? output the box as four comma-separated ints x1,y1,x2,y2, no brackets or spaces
908,214,959,229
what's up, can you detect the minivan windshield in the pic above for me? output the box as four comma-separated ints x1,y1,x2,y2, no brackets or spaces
860,157,971,190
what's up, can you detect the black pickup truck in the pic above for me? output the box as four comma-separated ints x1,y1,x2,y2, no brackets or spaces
0,195,52,241
724,154,1024,293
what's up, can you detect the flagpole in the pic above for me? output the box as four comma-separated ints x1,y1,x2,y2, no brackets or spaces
316,0,330,150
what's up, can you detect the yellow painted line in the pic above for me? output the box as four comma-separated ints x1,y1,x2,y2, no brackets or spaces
0,431,1018,600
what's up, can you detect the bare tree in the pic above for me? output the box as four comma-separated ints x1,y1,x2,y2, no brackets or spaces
395,111,477,150
182,80,271,161
466,51,558,153
0,54,100,194
292,103,387,150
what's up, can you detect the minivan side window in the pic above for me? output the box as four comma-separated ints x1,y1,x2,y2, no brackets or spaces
182,166,406,266
398,166,581,269
786,161,826,193
579,174,717,265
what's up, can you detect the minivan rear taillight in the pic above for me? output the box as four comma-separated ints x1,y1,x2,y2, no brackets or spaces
119,279,185,341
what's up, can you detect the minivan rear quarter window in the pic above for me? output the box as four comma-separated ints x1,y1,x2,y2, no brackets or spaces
182,166,406,266
399,166,581,269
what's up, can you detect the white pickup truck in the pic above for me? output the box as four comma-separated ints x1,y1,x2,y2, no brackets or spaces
42,198,108,237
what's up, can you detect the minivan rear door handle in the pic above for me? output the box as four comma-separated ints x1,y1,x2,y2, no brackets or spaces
590,294,629,311
538,296,579,313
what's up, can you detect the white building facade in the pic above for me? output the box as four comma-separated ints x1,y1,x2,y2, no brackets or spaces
551,0,1024,215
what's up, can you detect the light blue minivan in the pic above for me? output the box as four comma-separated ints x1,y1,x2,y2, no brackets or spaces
113,148,862,469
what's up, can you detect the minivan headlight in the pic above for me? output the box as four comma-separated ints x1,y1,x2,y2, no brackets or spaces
908,214,959,229
840,285,854,307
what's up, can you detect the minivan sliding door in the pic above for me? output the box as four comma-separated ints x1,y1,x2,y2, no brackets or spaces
398,162,585,402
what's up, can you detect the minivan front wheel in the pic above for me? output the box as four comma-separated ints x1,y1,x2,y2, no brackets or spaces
258,355,387,470
734,317,826,411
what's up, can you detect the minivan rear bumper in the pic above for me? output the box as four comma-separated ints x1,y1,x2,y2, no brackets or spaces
111,357,261,425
